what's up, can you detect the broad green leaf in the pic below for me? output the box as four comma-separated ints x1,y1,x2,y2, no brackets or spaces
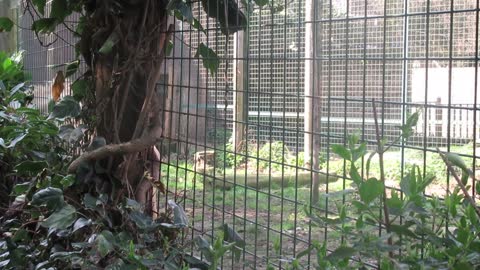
165,40,174,56
406,111,420,128
325,246,355,262
386,190,403,213
96,230,115,257
72,217,92,233
390,224,418,239
0,17,14,32
99,32,119,54
48,96,81,119
31,187,64,208
12,182,31,195
83,193,97,209
60,174,76,188
223,224,245,247
359,178,384,204
400,167,417,197
32,18,57,34
168,200,189,228
14,160,48,176
71,79,89,101
65,60,79,77
194,236,213,262
50,0,68,21
129,211,160,231
254,0,269,7
170,0,194,23
331,144,351,161
349,164,362,185
365,151,376,178
444,152,471,176
13,229,30,242
195,43,219,75
41,204,76,230
7,133,27,148
32,0,47,15
355,215,364,229
192,18,206,33
351,142,367,162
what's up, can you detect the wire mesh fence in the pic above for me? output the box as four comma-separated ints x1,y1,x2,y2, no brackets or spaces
13,0,480,268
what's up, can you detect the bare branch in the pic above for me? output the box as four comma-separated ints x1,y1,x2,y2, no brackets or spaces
67,125,162,173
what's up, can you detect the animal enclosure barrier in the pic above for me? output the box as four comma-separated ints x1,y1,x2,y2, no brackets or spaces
12,0,480,268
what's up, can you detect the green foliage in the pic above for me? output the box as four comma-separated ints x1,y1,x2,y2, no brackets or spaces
0,52,241,269
195,43,220,76
0,17,14,32
298,111,480,269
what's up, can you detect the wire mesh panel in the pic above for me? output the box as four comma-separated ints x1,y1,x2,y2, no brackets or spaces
12,0,480,268
158,0,480,268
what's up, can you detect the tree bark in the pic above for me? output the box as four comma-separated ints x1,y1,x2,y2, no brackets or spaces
74,0,172,210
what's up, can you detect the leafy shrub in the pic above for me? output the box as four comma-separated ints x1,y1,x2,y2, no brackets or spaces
0,51,242,269
291,111,480,269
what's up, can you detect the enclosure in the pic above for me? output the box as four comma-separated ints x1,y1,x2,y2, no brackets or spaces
2,0,480,269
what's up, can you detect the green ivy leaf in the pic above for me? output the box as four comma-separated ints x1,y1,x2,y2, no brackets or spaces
170,0,194,23
72,217,92,233
192,18,206,34
12,182,31,196
31,187,64,208
48,96,81,119
83,193,98,209
50,0,68,21
0,17,14,32
96,230,115,258
65,60,80,77
41,204,76,230
32,18,57,34
195,43,219,76
359,178,384,204
14,160,48,176
99,32,119,54
71,79,89,101
32,0,47,15
60,174,76,188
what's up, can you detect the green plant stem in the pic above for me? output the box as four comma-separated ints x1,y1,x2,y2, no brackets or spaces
372,100,393,257
437,148,480,219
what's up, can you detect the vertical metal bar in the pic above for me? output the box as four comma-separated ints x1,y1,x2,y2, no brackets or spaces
254,4,260,264
445,0,455,233
472,0,479,199
420,0,432,259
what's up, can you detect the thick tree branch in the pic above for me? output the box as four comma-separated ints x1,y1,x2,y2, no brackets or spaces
67,125,162,173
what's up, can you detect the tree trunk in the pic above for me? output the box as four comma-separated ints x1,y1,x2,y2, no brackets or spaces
76,0,172,212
